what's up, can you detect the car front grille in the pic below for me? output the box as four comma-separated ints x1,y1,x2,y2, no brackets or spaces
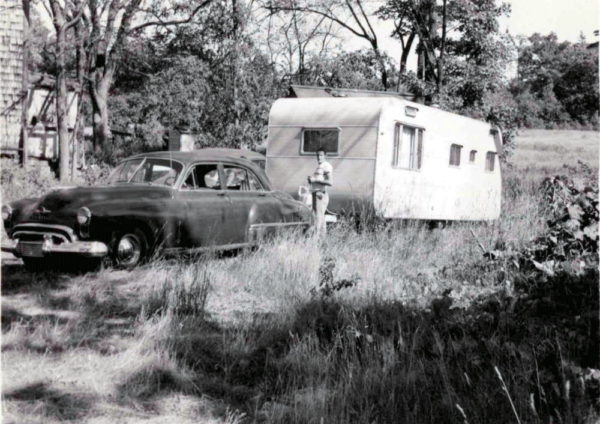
11,223,77,245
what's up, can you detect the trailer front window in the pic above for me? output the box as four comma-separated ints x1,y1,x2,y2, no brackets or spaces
392,124,423,170
302,128,339,155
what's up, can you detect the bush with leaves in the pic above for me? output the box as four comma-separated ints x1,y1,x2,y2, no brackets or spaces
483,162,598,277
1,159,59,203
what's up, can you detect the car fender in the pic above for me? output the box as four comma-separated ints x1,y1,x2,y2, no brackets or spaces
245,192,311,242
85,197,181,249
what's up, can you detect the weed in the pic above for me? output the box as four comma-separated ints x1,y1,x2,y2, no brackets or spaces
142,264,211,319
310,256,360,298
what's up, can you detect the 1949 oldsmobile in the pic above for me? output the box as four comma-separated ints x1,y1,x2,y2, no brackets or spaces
1,149,312,269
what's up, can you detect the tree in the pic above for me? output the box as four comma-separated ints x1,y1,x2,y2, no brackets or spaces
46,0,84,181
265,0,392,90
512,33,599,127
257,6,340,82
68,0,215,154
379,0,511,99
108,51,280,162
302,49,399,90
554,42,599,125
106,1,282,162
377,0,416,78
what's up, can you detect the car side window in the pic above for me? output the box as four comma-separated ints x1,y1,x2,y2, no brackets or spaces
182,170,197,189
247,171,264,191
115,158,144,183
223,166,264,191
183,164,221,190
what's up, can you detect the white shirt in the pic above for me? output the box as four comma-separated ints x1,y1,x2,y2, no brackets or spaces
310,161,333,193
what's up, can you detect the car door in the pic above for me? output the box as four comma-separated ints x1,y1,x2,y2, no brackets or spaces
221,163,280,244
175,163,230,248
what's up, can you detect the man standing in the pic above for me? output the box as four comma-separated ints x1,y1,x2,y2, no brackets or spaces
308,150,333,236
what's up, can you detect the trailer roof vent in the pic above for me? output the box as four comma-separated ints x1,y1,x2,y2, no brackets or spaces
405,106,419,117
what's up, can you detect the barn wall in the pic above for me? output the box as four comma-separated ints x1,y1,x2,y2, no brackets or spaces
0,2,24,154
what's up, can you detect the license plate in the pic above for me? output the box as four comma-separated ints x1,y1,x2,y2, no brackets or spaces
18,242,44,258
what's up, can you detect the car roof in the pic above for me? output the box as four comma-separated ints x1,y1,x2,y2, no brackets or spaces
131,148,265,163
128,149,272,189
197,148,266,160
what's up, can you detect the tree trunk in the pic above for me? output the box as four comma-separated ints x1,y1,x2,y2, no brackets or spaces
232,0,240,145
371,45,388,91
55,29,70,182
417,42,425,80
89,71,112,154
380,57,388,91
400,32,416,75
71,22,86,178
436,0,447,95
92,99,110,154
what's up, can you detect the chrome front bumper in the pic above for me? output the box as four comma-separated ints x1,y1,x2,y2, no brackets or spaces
2,238,108,258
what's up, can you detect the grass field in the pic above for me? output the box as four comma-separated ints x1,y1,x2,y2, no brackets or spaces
510,129,598,179
1,129,598,423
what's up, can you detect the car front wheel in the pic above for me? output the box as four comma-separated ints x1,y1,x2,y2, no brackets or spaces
112,230,147,269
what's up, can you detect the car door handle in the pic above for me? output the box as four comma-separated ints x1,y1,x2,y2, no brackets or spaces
217,191,226,196
258,192,266,197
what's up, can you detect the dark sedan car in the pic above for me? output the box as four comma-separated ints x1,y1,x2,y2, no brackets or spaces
2,149,312,269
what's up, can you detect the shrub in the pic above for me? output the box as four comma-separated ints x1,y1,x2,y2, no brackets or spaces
1,158,114,205
1,158,58,202
486,164,598,282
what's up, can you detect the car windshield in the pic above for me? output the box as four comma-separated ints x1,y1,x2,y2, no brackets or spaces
107,158,184,187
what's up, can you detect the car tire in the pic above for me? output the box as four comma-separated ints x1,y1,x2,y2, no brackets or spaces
111,230,148,269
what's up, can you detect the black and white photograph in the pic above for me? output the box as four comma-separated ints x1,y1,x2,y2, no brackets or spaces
0,0,598,422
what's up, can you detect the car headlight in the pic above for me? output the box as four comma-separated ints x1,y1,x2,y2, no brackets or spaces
77,207,92,225
2,205,12,221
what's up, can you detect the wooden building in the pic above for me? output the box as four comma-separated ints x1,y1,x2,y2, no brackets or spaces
1,3,78,163
0,1,24,157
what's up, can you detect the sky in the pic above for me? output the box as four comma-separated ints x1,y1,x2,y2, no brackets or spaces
499,0,599,42
345,0,599,72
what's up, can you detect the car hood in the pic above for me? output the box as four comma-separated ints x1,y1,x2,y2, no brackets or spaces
19,184,174,224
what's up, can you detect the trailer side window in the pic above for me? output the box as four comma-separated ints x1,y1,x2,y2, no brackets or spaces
449,144,462,166
485,151,496,171
302,128,339,155
469,150,477,162
392,124,423,170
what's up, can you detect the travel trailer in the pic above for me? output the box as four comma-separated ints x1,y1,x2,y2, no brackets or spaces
266,91,502,221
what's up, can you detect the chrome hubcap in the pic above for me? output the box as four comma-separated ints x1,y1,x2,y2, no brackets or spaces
116,235,141,265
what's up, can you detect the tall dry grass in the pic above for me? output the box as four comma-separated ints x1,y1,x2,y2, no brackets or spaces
2,129,598,423
101,157,594,423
